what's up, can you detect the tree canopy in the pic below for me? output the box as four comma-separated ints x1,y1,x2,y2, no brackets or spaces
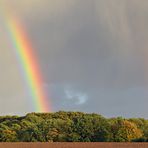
0,111,147,142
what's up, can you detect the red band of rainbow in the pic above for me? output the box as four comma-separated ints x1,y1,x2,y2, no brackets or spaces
8,17,51,112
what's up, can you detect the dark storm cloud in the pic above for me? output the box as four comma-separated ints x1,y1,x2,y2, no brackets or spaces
0,0,148,117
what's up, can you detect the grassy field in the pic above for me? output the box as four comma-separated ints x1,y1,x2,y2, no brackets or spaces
0,143,147,148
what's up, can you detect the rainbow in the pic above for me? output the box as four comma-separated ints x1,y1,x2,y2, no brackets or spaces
7,17,51,112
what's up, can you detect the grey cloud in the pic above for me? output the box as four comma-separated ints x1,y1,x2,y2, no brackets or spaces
0,0,148,117
64,88,88,105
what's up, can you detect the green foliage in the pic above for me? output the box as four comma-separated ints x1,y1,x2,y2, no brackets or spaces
128,118,148,139
0,124,18,142
0,111,147,142
132,137,148,142
110,119,143,142
71,114,112,142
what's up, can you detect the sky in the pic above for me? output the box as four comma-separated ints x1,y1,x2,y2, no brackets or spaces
0,0,148,118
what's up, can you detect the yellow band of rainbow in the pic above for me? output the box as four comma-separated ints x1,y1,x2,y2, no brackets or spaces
7,17,51,112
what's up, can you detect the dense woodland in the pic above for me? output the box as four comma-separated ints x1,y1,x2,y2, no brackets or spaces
0,111,147,142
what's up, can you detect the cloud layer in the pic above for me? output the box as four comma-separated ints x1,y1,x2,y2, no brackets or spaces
0,0,148,117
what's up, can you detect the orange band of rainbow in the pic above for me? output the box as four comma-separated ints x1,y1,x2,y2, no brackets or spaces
8,17,51,112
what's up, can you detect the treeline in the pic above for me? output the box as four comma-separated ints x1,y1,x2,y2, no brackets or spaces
0,111,147,142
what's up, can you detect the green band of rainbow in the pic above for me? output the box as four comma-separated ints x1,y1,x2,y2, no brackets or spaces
7,17,51,112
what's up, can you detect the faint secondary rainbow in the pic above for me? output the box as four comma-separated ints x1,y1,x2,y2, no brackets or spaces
7,17,51,112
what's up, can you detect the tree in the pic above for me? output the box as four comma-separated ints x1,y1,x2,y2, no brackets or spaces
112,120,143,142
0,124,18,142
37,118,73,142
72,114,112,142
129,118,148,140
0,111,147,142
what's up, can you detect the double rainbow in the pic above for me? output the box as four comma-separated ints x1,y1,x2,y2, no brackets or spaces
7,17,51,112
